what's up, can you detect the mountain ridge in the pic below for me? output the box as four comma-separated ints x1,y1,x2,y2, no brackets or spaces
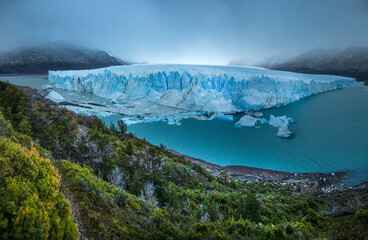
230,47,368,84
0,43,129,74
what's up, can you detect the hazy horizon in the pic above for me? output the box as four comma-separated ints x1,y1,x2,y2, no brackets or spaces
1,0,367,65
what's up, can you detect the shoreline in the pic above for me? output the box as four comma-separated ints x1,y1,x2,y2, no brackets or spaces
167,149,359,193
0,73,48,76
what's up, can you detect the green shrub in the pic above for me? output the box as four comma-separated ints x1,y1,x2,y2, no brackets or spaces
187,222,226,240
116,189,129,207
0,138,78,240
60,160,119,204
305,208,318,223
223,217,255,237
356,202,368,218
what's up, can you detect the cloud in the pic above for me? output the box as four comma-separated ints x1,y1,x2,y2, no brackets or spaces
0,0,367,64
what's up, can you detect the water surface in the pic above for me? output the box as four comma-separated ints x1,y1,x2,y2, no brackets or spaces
104,87,368,185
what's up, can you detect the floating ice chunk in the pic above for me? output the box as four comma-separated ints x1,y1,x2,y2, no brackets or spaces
166,116,182,125
120,116,163,125
235,115,268,127
46,91,65,102
235,115,258,127
269,115,294,128
276,126,293,138
217,115,234,121
269,115,294,138
96,112,114,118
193,115,211,121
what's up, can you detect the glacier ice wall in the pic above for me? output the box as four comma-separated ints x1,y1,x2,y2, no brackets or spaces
49,64,355,114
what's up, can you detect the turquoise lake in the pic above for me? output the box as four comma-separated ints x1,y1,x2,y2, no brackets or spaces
1,75,367,185
102,86,368,185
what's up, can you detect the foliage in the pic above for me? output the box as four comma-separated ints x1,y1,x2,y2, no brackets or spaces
0,137,78,240
117,119,128,134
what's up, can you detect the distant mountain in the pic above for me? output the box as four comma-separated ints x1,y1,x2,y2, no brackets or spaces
0,43,129,74
230,47,368,84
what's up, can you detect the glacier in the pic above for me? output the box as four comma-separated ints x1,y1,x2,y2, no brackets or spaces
48,64,355,128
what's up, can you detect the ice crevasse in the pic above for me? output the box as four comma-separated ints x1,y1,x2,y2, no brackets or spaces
48,64,355,115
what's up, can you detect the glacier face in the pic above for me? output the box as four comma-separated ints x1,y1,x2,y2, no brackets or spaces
49,64,355,116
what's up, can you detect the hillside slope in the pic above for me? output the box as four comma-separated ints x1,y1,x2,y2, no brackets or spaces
0,44,128,74
230,47,368,84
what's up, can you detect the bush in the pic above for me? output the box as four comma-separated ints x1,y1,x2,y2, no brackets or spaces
305,208,318,223
356,202,368,218
60,160,119,204
0,138,78,239
187,222,226,240
151,208,183,240
116,189,129,207
223,217,255,237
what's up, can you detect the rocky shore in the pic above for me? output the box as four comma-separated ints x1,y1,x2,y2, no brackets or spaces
168,149,353,193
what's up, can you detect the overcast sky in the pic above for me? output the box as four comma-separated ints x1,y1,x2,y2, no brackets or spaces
0,0,367,64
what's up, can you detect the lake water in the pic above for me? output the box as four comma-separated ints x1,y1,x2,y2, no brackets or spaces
2,75,368,185
103,86,368,185
0,75,48,90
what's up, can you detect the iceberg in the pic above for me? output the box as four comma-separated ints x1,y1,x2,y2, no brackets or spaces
269,115,294,138
235,114,268,127
46,91,65,102
269,115,294,128
235,115,259,127
49,64,355,117
276,126,293,138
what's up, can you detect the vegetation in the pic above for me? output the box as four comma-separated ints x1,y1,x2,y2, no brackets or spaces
0,114,78,239
0,81,367,239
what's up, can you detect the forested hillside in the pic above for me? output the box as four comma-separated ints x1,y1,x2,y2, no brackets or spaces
0,81,367,239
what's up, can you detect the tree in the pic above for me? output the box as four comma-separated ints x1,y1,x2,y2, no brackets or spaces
109,123,117,131
236,191,260,222
117,120,127,134
107,166,125,188
125,140,134,155
18,118,32,136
